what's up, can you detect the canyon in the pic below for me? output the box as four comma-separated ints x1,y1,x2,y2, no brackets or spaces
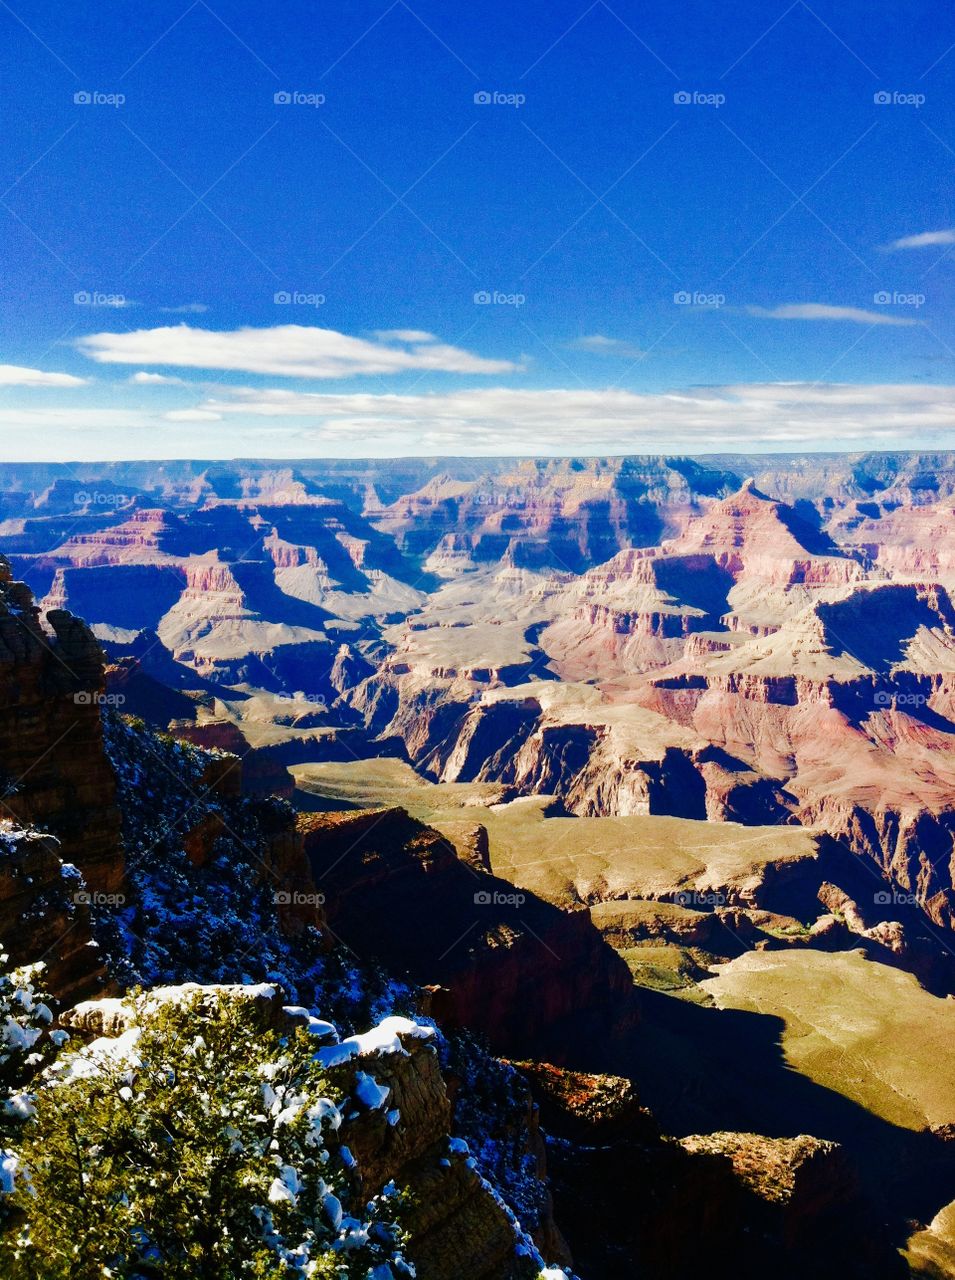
3,453,955,1276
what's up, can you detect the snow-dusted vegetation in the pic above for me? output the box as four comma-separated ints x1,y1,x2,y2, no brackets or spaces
0,714,568,1278
2,990,417,1278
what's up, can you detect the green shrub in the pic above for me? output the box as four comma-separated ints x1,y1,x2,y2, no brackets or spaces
2,993,413,1279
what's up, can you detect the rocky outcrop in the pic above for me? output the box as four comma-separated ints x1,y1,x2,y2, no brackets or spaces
0,824,108,1003
39,563,186,631
298,806,638,1062
513,1060,904,1279
13,461,955,957
61,986,535,1280
0,559,124,999
374,456,744,569
337,1033,522,1280
906,1197,955,1278
678,1130,903,1276
0,561,123,894
169,717,296,799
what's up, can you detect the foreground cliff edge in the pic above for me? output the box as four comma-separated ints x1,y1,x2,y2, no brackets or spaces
0,551,950,1276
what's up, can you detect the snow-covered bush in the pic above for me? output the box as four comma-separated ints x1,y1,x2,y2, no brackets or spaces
2,992,414,1279
0,956,65,1215
0,957,63,1122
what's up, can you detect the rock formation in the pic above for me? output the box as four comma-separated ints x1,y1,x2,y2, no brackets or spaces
0,557,124,998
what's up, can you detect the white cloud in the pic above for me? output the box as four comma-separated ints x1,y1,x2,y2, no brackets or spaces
0,364,88,387
569,334,647,359
370,329,437,343
2,381,953,459
0,407,151,430
159,303,209,313
163,408,222,421
129,371,187,386
746,303,917,326
188,381,955,453
76,324,520,379
885,229,955,251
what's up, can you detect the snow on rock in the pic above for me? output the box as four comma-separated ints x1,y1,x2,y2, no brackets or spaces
64,984,284,1040
315,1015,433,1069
354,1071,390,1111
282,1006,339,1042
53,1026,142,1082
144,981,279,1005
66,996,127,1033
314,1040,360,1069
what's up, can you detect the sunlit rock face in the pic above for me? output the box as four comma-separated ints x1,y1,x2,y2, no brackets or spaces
4,452,955,944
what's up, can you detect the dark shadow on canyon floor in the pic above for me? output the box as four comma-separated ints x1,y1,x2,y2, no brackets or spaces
607,987,955,1237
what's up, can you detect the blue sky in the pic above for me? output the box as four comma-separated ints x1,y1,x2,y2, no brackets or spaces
1,0,954,458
